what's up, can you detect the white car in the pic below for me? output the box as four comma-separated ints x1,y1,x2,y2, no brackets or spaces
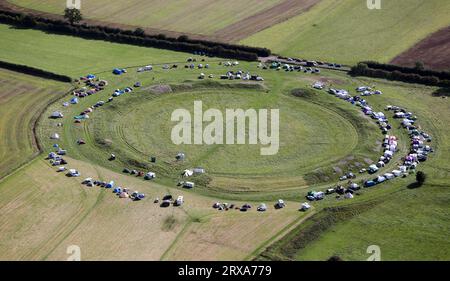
300,202,311,211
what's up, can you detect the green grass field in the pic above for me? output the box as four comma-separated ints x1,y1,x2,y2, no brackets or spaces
0,24,191,77
241,0,450,65
0,69,70,178
8,0,282,35
0,23,449,260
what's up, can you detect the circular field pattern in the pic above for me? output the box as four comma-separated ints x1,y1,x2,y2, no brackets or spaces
89,88,362,191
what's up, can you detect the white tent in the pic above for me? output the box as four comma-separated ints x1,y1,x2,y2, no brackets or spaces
182,169,193,177
51,111,63,118
300,202,311,211
50,133,60,140
145,172,156,179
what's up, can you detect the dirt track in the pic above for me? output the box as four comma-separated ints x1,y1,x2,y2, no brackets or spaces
213,0,320,42
390,26,450,71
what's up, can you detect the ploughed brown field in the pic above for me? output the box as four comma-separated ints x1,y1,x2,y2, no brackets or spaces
212,0,320,42
391,26,450,71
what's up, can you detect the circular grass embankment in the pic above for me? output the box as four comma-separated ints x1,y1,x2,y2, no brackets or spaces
84,87,367,192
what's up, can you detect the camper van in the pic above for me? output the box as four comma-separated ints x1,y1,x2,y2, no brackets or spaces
183,182,195,189
175,196,184,206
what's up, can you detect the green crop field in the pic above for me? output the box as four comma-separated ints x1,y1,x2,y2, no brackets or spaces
0,69,70,178
0,21,449,261
8,0,282,35
0,24,191,77
242,0,450,65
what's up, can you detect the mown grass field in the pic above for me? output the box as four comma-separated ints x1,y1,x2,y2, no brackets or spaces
242,0,450,65
0,24,191,77
0,69,70,178
8,0,283,35
0,23,449,261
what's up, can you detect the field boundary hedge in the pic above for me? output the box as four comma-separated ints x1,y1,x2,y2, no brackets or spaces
0,60,72,82
255,200,381,261
0,8,270,61
350,62,450,88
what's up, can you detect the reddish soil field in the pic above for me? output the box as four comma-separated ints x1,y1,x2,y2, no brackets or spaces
213,0,320,42
391,26,450,71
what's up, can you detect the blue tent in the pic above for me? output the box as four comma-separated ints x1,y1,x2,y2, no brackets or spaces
113,187,122,193
137,193,145,200
70,97,79,104
364,180,376,187
86,74,96,79
113,68,123,75
53,144,59,148
106,181,114,189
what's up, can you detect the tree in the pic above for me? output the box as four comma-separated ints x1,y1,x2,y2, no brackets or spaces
416,171,427,186
177,35,189,42
415,61,425,71
64,8,82,25
133,28,145,36
327,255,343,261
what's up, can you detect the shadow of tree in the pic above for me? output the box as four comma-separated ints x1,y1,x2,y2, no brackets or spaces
407,182,422,189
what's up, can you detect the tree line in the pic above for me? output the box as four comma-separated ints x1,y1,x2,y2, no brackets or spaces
0,60,72,82
0,9,271,61
350,62,450,88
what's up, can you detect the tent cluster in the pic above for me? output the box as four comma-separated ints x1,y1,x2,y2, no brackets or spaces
269,61,320,74
322,84,397,175
212,199,309,212
122,168,156,180
356,86,383,96
157,194,184,208
74,75,108,98
137,65,153,72
219,70,264,81
81,178,146,201
309,83,434,198
47,143,83,177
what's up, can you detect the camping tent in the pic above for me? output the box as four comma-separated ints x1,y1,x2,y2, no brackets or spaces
257,203,267,212
344,193,354,199
105,181,114,189
145,172,156,180
51,111,63,118
50,133,60,140
119,192,129,198
182,169,193,177
113,68,124,75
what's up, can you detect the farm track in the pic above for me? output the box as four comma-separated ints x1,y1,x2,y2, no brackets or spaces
213,0,320,42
